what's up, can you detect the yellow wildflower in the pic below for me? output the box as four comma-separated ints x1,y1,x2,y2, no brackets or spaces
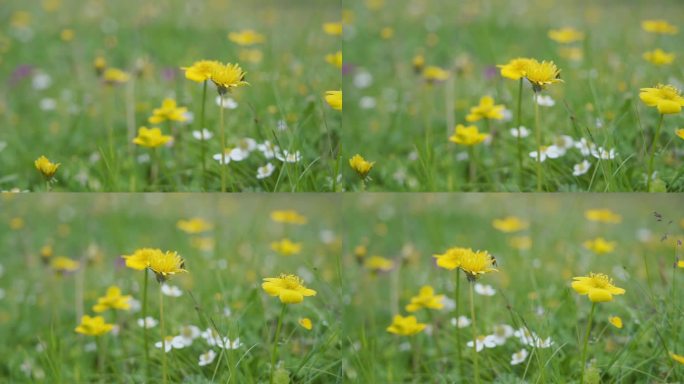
608,316,623,329
571,273,625,302
75,315,114,336
423,66,450,83
547,27,585,43
508,236,532,251
583,237,616,255
405,286,445,312
325,51,343,69
228,30,265,46
497,58,533,80
412,54,425,73
181,60,221,83
93,286,131,313
584,209,622,224
93,56,107,75
177,218,213,234
51,256,80,273
148,251,187,282
210,63,249,94
466,96,505,122
364,255,394,273
671,352,684,365
34,156,60,179
641,20,678,35
102,68,130,85
386,315,426,336
322,22,343,36
148,99,188,124
492,216,529,233
349,154,374,179
122,248,160,270
643,49,675,66
458,250,498,281
325,90,342,111
640,84,684,114
270,210,307,225
298,318,313,331
676,128,684,140
449,124,489,146
270,238,302,256
262,274,316,304
433,247,472,270
525,60,562,91
132,127,173,148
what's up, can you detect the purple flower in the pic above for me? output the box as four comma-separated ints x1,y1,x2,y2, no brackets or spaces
483,66,498,80
8,64,34,86
162,67,177,82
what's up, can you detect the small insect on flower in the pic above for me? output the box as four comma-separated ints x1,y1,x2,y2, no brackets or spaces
325,90,342,111
93,286,132,313
497,58,533,80
349,154,374,179
75,315,114,336
386,315,426,336
492,216,529,233
132,127,173,148
261,274,317,304
405,286,445,312
148,251,187,283
176,218,213,234
640,84,684,114
34,155,60,179
608,316,623,329
298,318,313,331
571,272,625,302
210,63,249,95
449,124,489,146
465,96,505,122
181,60,221,83
228,29,265,46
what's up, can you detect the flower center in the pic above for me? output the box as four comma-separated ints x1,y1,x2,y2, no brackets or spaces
589,272,612,288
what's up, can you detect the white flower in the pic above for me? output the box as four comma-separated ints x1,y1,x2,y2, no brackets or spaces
353,70,373,89
441,296,456,311
474,283,496,296
514,327,554,348
137,317,158,329
591,146,617,160
276,150,302,163
510,126,530,138
223,307,232,317
510,349,528,365
216,96,238,109
276,120,288,131
529,146,562,162
257,141,279,159
198,350,217,367
257,163,276,179
229,147,250,161
450,316,471,328
40,98,57,111
32,73,52,90
536,94,555,107
490,324,514,345
175,325,201,347
574,138,595,156
572,160,591,176
236,137,257,152
161,284,182,297
192,129,213,141
551,135,574,153
128,298,141,312
467,335,498,352
213,151,231,165
502,108,513,121
182,111,194,123
359,96,377,109
155,337,177,353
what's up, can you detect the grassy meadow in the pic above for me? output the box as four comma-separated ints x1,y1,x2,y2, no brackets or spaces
0,194,343,383
0,0,341,192
341,194,684,383
342,0,684,192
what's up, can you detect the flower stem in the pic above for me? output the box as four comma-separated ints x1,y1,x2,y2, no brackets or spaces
159,286,167,384
579,302,596,384
270,303,287,384
515,78,524,189
200,80,208,190
534,92,543,191
96,336,105,380
469,282,480,384
411,335,420,381
454,272,463,379
646,114,664,191
219,94,227,192
426,310,444,368
468,146,476,187
142,269,150,382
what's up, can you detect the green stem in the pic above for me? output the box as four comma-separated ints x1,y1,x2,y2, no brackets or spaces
96,336,105,383
534,92,543,191
426,310,444,369
515,78,524,189
270,304,287,384
411,335,420,382
646,114,664,191
200,80,208,190
142,269,150,382
46,180,51,192
579,302,596,384
468,146,476,187
469,282,480,384
454,272,463,379
219,94,227,192
160,286,167,384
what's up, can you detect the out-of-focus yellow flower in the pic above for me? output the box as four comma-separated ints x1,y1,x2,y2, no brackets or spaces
191,237,215,252
508,236,532,251
449,124,489,146
122,248,159,270
34,156,60,179
239,49,263,64
643,49,675,66
497,58,533,80
177,218,213,234
75,315,113,336
93,286,131,313
412,54,425,73
325,90,342,111
326,51,343,69
492,216,529,233
322,22,343,36
405,286,445,312
94,56,107,75
262,274,316,304
271,238,302,256
433,247,472,270
608,316,623,329
60,29,75,42
548,27,585,43
672,352,684,365
364,255,394,273
149,99,188,124
640,84,684,114
10,11,32,29
271,210,307,225
148,251,187,282
102,68,130,85
642,20,678,35
298,318,313,331
380,27,394,39
571,272,625,302
584,209,622,224
42,0,62,12
583,237,616,255
132,127,172,148
51,256,80,273
386,315,426,336
466,96,505,122
228,30,265,46
9,217,25,230
559,47,583,61
525,60,562,91
181,60,221,83
349,154,374,179
210,63,249,94
676,128,684,140
423,66,450,83
365,0,385,10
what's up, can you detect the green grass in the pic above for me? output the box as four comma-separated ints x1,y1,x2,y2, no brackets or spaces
0,0,341,192
342,0,684,191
